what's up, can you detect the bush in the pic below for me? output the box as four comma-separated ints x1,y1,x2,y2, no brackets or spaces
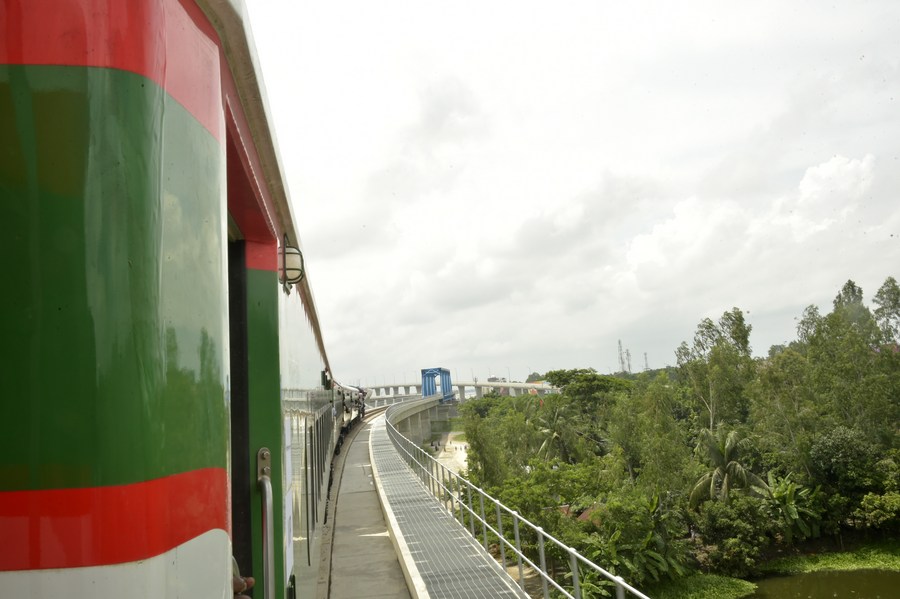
691,495,773,577
809,426,880,497
757,472,823,545
852,491,900,532
580,491,689,588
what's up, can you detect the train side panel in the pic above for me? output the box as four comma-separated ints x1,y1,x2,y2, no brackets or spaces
1,0,231,596
1,2,340,597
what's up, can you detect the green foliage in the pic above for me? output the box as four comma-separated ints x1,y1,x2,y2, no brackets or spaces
580,491,689,587
543,368,600,388
755,472,822,545
692,495,773,577
809,426,881,497
631,375,696,493
457,275,899,591
648,573,756,599
496,458,602,524
525,371,543,383
459,395,522,486
689,428,766,507
876,450,900,492
527,394,586,463
873,276,900,342
804,282,898,442
676,308,756,429
851,491,900,531
759,539,900,574
748,348,819,478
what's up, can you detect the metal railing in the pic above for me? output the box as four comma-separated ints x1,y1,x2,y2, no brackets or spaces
383,401,651,599
367,394,421,409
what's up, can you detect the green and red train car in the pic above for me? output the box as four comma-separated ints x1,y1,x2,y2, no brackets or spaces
0,1,357,596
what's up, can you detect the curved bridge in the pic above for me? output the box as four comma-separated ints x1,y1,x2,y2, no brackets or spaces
368,380,557,399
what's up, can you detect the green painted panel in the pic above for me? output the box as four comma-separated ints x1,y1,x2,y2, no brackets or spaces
0,65,228,491
244,267,286,596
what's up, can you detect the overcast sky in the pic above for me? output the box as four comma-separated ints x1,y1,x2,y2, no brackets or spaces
246,0,900,386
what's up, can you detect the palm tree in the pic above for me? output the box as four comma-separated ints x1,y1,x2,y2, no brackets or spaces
525,397,576,463
689,428,766,508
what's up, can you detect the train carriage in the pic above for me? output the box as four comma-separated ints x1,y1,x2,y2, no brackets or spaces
0,1,344,597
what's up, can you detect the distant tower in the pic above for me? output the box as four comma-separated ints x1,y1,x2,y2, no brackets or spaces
644,352,649,371
625,349,632,374
618,340,625,373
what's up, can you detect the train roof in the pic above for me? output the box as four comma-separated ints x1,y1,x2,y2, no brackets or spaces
198,0,333,377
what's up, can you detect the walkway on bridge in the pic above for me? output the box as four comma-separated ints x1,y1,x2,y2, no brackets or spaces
321,414,527,599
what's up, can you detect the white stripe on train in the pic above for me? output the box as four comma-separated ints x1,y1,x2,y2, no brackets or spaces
1,529,231,598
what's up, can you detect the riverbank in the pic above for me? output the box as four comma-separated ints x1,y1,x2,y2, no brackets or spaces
757,539,900,576
648,539,900,599
432,430,468,474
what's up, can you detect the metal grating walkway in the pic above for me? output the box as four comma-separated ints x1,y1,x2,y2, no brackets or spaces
369,414,528,599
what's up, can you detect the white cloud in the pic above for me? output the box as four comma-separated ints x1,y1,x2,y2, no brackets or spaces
246,0,900,382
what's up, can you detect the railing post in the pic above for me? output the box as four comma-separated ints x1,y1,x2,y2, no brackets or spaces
496,503,507,575
440,464,448,511
444,466,452,514
418,447,426,485
466,483,475,537
537,527,549,599
569,547,581,599
512,511,525,591
428,459,439,498
615,576,626,599
447,468,462,519
479,491,488,551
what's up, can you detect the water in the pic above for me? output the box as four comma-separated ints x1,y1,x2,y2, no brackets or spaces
748,569,900,598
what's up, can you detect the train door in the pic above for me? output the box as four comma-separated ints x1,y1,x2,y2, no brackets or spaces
225,121,288,598
228,238,253,582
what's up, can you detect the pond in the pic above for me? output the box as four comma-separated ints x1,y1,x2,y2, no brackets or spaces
747,569,900,598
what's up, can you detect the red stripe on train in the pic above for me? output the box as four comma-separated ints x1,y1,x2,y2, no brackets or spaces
0,468,229,571
0,0,223,142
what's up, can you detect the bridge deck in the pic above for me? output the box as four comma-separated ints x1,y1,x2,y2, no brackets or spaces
368,414,527,599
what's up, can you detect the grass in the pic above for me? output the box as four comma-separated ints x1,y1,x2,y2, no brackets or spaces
646,573,755,599
758,539,900,575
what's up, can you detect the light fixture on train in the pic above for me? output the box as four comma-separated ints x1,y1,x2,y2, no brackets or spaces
280,234,304,294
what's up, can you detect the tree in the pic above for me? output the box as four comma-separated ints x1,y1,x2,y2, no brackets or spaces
831,279,879,333
637,403,694,495
676,308,755,429
690,428,766,507
749,348,819,478
873,276,900,343
459,396,514,487
792,304,822,353
834,279,864,308
808,426,880,498
525,371,543,383
609,374,694,492
805,282,895,440
526,394,593,463
544,368,599,388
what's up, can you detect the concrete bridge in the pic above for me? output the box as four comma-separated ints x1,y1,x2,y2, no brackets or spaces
367,380,557,400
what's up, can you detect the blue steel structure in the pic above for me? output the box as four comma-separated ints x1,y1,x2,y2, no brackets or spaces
421,367,454,402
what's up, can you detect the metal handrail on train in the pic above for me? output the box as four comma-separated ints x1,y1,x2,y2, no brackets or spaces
257,448,275,599
383,400,651,599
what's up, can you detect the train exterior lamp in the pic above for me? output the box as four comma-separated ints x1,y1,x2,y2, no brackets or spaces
280,234,304,293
